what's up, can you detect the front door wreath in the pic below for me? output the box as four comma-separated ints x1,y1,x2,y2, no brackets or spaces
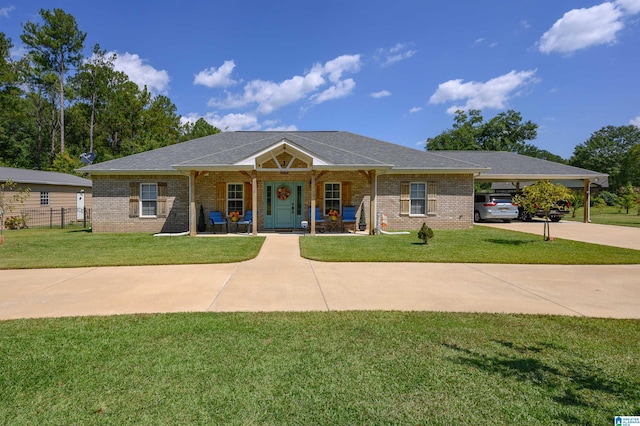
277,185,291,200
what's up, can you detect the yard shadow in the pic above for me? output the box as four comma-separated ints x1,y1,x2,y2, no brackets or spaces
442,340,635,421
485,238,535,246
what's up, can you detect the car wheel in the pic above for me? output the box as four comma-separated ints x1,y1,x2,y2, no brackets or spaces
550,216,561,222
474,211,481,223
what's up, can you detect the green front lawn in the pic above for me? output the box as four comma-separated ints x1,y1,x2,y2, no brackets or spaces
565,205,640,228
0,228,265,269
1,312,638,425
300,227,640,264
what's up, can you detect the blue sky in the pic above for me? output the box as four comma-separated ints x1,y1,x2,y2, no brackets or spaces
2,0,640,159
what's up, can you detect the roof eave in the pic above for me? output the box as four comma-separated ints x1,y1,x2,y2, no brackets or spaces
477,173,608,181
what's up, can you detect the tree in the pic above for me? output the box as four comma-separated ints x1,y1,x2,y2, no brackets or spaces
417,222,434,245
68,44,116,154
570,125,640,191
616,183,639,214
513,181,572,241
180,118,220,141
0,180,31,240
21,8,86,154
426,109,552,159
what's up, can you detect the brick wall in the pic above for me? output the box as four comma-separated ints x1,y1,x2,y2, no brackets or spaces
92,174,189,233
91,171,473,233
376,173,474,230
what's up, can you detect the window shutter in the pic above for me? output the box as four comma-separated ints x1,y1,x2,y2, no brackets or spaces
244,182,252,211
341,182,351,207
427,182,437,213
129,182,140,217
216,182,226,214
157,182,167,217
400,182,410,215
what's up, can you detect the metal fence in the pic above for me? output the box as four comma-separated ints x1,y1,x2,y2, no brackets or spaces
4,207,92,230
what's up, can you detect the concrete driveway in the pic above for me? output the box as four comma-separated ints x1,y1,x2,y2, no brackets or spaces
1,225,639,321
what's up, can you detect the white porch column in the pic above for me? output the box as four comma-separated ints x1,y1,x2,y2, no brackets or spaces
583,178,590,223
189,170,196,236
369,170,376,235
310,174,316,236
252,174,258,236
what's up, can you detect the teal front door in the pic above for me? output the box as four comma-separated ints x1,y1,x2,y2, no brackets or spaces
264,182,304,229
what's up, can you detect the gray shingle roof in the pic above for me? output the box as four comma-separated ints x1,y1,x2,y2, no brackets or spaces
0,167,92,187
78,131,488,173
434,151,607,180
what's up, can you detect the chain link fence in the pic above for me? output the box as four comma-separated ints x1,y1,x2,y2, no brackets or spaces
3,207,92,230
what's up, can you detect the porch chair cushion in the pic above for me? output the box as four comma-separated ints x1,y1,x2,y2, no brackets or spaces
342,206,357,233
240,210,253,234
308,206,325,232
209,211,228,233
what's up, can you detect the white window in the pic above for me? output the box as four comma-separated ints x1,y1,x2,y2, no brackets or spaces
324,183,341,214
140,183,158,217
227,183,244,215
40,192,49,206
410,183,426,215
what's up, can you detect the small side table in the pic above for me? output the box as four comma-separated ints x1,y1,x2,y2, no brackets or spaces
326,217,342,233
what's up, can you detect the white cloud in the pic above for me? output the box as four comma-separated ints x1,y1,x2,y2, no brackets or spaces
630,115,640,127
376,43,416,67
370,90,391,99
429,69,538,114
181,112,296,132
616,0,640,14
409,106,422,113
111,52,170,94
312,79,356,104
538,2,636,54
194,60,237,88
0,5,15,18
207,54,362,114
471,38,485,47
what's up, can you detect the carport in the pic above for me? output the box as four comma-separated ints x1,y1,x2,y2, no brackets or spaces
435,151,608,223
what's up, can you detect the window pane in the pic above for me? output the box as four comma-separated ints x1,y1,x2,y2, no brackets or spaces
142,201,157,216
410,183,425,199
411,200,426,215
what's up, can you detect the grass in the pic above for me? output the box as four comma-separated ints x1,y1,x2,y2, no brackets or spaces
0,228,265,269
0,311,638,425
565,205,640,228
300,226,640,264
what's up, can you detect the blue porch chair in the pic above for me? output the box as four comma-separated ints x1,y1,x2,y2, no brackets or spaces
209,211,228,233
239,209,253,234
308,206,325,233
342,206,357,233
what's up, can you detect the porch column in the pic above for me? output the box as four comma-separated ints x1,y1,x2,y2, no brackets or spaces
583,178,590,223
189,170,196,236
252,174,258,236
310,174,316,236
369,170,376,235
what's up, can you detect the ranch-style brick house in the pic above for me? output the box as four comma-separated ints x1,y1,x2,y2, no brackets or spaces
78,131,606,235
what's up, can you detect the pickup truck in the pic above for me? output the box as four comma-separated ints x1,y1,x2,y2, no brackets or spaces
518,200,571,222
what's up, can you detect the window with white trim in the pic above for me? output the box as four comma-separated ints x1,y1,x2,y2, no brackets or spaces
227,183,244,215
40,191,50,206
410,183,426,215
140,183,158,217
400,181,437,215
324,182,341,214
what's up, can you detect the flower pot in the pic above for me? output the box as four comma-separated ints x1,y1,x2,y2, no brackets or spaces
231,217,239,222
330,216,337,221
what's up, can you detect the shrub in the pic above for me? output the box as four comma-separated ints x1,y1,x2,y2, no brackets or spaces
417,222,434,245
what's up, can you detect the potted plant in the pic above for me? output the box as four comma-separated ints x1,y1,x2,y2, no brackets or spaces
358,204,366,231
197,205,206,232
328,209,339,221
229,211,240,222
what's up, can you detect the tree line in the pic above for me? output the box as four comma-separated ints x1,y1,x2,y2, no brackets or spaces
0,8,219,175
426,109,640,192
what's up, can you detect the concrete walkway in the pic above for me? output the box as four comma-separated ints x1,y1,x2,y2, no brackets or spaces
1,223,639,321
